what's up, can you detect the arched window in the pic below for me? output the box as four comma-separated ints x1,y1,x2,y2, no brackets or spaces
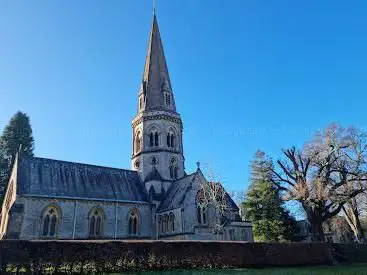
89,207,104,238
162,214,169,233
135,131,142,153
155,132,159,146
149,128,159,147
150,132,154,147
89,216,95,236
196,190,207,225
170,166,178,180
167,133,171,147
166,131,176,148
197,205,207,224
171,135,175,148
197,206,202,224
128,209,140,235
169,212,175,232
41,205,60,238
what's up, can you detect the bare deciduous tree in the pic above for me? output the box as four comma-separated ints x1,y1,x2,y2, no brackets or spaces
197,165,234,238
271,125,367,241
342,193,367,243
339,127,367,243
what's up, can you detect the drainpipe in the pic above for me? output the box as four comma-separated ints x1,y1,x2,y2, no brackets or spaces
72,201,77,239
114,202,118,239
181,208,184,240
154,204,158,240
155,213,158,240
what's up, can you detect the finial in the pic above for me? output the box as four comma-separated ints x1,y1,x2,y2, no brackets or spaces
196,161,201,170
153,0,156,15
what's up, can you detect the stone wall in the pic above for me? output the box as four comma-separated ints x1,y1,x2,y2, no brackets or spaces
157,207,183,238
177,173,252,241
7,197,153,240
131,110,185,182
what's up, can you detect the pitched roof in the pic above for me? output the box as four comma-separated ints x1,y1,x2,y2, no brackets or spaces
144,166,164,182
139,14,176,112
224,190,239,211
157,172,197,212
157,170,239,213
15,156,149,202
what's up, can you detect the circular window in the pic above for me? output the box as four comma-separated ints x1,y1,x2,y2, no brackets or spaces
170,157,176,164
134,160,140,169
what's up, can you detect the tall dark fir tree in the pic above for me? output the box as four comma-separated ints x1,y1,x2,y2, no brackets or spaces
242,150,299,242
0,111,34,200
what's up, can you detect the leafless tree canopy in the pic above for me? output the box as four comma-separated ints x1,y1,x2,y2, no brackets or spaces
270,124,367,241
197,167,236,236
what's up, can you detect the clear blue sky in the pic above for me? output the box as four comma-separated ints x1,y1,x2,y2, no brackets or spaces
1,0,367,198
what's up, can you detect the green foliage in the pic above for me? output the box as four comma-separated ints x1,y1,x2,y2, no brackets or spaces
242,150,299,242
252,220,283,242
0,111,34,202
0,138,10,191
1,111,34,158
0,240,345,273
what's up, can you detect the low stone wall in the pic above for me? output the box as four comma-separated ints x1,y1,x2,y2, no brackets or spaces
0,240,362,273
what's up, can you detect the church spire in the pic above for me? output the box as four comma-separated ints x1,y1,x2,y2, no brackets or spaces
139,13,176,113
132,9,185,184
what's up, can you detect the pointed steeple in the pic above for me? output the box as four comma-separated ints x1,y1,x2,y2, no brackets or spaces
132,9,185,185
139,13,176,113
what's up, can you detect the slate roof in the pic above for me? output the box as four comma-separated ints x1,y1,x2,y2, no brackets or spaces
224,192,240,211
157,171,239,213
157,172,197,212
144,166,164,182
139,13,177,113
15,156,149,202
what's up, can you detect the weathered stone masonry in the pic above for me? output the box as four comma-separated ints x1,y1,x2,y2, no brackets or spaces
0,11,252,242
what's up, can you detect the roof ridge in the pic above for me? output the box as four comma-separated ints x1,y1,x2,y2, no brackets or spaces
17,156,149,202
157,171,199,212
30,156,137,173
174,171,197,182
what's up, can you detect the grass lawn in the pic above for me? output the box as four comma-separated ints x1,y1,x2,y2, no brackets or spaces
123,264,367,275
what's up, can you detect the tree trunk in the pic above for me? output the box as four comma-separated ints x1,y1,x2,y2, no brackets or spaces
303,204,325,241
343,204,366,244
311,218,325,241
354,215,366,244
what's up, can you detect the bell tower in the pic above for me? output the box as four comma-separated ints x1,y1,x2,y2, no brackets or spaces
131,12,185,192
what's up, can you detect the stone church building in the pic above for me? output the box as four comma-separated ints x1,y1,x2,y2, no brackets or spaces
0,13,252,241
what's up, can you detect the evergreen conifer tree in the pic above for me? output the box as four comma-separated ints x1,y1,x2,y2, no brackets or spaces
0,111,34,202
242,150,299,242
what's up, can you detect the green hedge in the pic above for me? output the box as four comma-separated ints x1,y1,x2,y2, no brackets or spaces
331,243,367,263
0,240,362,274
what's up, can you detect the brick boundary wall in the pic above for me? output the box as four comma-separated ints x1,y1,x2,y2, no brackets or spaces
0,240,366,273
